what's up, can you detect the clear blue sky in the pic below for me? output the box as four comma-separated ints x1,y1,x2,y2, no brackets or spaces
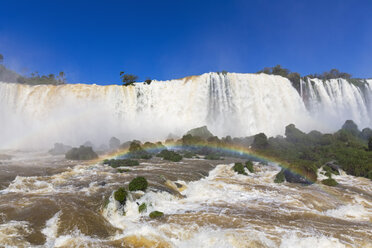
1,0,371,85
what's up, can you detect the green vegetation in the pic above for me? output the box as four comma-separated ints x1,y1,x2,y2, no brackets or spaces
252,133,268,149
127,141,152,159
65,146,98,160
274,169,285,183
120,71,138,86
183,151,195,158
103,159,139,168
138,203,147,213
17,71,66,85
149,211,164,219
204,153,222,160
128,176,148,191
157,150,182,162
245,161,254,173
252,122,372,181
369,137,372,151
114,187,128,204
321,178,338,187
232,162,247,175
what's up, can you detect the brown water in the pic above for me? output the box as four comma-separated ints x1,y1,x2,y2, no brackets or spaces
0,151,371,248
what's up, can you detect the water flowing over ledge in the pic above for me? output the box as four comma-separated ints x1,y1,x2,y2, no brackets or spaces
0,73,371,149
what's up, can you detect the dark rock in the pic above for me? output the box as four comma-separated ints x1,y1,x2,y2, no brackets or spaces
186,126,214,139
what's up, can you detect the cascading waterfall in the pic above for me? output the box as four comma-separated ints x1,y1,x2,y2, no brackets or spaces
302,78,372,132
0,73,371,149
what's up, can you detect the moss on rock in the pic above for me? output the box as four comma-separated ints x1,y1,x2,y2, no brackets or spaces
245,161,254,173
149,211,164,219
274,169,285,183
138,203,147,213
321,178,338,186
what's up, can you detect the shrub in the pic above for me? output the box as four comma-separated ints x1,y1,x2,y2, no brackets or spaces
274,169,285,183
252,133,268,149
138,203,147,213
149,211,164,219
369,137,372,152
232,163,247,175
183,152,195,158
245,161,254,173
157,150,182,162
129,176,148,191
204,154,221,160
114,187,128,204
104,159,139,168
321,178,338,187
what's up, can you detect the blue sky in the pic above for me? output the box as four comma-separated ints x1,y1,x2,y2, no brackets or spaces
0,0,371,85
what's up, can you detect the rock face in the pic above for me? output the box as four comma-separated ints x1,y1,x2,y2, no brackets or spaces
65,146,98,160
48,143,72,155
186,126,214,139
283,169,313,185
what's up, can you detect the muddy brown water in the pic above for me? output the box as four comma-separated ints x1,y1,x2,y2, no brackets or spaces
0,151,371,248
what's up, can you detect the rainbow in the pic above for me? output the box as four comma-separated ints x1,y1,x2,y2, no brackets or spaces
93,141,319,184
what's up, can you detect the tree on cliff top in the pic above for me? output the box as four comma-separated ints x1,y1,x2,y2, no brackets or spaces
120,71,138,86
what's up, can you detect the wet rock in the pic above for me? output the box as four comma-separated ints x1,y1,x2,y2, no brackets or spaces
324,161,340,175
274,169,285,183
283,169,313,185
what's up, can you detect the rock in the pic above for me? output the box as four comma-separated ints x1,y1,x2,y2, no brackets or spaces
324,161,340,175
138,203,147,213
283,169,313,185
48,143,72,155
109,137,121,150
65,146,98,160
186,126,214,139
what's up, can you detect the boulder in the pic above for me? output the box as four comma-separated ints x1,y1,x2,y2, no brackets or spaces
186,126,213,139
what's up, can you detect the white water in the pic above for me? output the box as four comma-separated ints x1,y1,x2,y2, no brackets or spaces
0,73,371,149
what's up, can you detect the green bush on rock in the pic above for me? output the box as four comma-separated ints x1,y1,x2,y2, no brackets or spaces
321,178,338,187
129,176,148,191
104,159,139,168
157,150,182,162
233,163,247,175
245,161,254,173
138,203,147,213
204,153,222,160
149,211,164,219
274,169,285,183
114,187,128,204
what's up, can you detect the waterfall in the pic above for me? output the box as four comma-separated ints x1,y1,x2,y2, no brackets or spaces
302,78,372,132
0,73,371,149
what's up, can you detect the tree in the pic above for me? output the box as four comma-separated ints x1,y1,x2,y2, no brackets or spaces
0,54,3,64
57,71,66,84
252,133,268,149
368,137,372,151
120,71,138,86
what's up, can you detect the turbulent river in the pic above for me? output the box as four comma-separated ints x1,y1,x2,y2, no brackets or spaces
0,151,371,248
